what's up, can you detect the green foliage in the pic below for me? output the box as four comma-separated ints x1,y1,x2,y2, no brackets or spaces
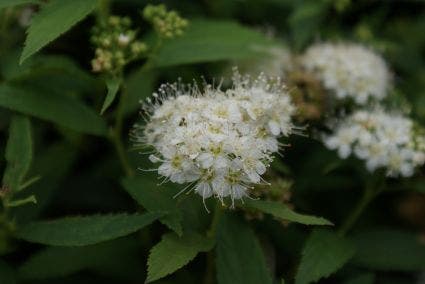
16,212,162,246
20,0,97,63
147,232,214,282
295,229,356,284
2,115,32,193
152,19,277,67
216,213,272,284
101,77,121,114
18,237,141,280
244,199,333,226
0,0,40,9
122,177,183,236
0,259,16,284
351,229,425,271
0,84,107,136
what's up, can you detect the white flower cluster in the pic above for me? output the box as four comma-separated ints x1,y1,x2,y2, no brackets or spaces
324,108,425,177
301,42,391,105
133,71,296,206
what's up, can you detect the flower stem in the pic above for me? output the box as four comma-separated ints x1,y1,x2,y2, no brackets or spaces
338,175,385,236
110,82,135,177
204,202,223,284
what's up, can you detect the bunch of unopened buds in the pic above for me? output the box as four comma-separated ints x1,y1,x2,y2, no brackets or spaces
90,16,147,74
132,70,297,207
142,4,188,39
324,108,425,177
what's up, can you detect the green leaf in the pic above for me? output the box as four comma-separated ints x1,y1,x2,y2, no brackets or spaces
351,229,425,271
0,84,107,136
16,212,162,246
147,232,214,283
124,68,156,115
0,259,16,284
6,195,37,207
0,0,40,9
20,0,97,63
216,213,272,284
343,273,375,284
244,199,333,226
101,77,121,114
295,229,356,284
2,115,32,192
18,238,140,280
153,19,277,67
122,177,183,236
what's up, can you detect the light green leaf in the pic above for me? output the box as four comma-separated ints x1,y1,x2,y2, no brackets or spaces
2,115,32,192
0,259,16,284
20,0,97,63
101,77,122,114
351,229,425,271
16,212,162,246
152,19,277,67
216,213,272,284
147,232,214,283
18,238,140,280
0,84,107,136
295,229,356,284
0,0,40,9
122,177,183,236
245,199,333,226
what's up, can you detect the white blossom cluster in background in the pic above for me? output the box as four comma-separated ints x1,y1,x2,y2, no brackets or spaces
301,42,391,105
324,108,425,177
133,70,296,206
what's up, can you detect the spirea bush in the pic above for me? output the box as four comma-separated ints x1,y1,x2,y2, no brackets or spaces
0,1,424,284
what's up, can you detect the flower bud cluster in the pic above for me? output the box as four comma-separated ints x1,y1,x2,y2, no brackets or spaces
91,16,147,74
143,4,188,39
324,108,425,177
301,42,391,105
133,70,296,206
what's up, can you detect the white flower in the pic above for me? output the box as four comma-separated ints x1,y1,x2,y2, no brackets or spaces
323,108,425,177
132,69,296,206
301,42,391,104
117,33,131,46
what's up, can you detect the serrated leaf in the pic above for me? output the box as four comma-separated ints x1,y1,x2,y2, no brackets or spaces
0,0,40,9
18,238,140,280
0,84,107,136
122,177,183,236
244,199,333,226
147,232,214,282
152,19,277,67
2,115,32,192
101,77,121,114
351,229,425,271
16,212,162,246
0,259,16,284
20,0,97,63
216,213,272,284
295,229,356,284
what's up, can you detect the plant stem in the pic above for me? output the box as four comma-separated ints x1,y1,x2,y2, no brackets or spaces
204,202,223,284
110,82,135,177
338,176,385,236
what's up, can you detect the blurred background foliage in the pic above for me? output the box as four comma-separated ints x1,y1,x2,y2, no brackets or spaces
0,0,424,283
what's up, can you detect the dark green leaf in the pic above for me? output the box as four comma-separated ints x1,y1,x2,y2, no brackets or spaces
20,0,97,63
18,238,140,280
122,177,183,236
351,229,425,271
245,199,333,226
2,115,32,192
216,213,272,284
0,84,107,136
0,259,16,284
16,212,162,246
147,232,214,282
343,273,375,284
124,68,156,115
0,0,40,9
295,229,356,284
153,19,277,67
101,77,121,114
